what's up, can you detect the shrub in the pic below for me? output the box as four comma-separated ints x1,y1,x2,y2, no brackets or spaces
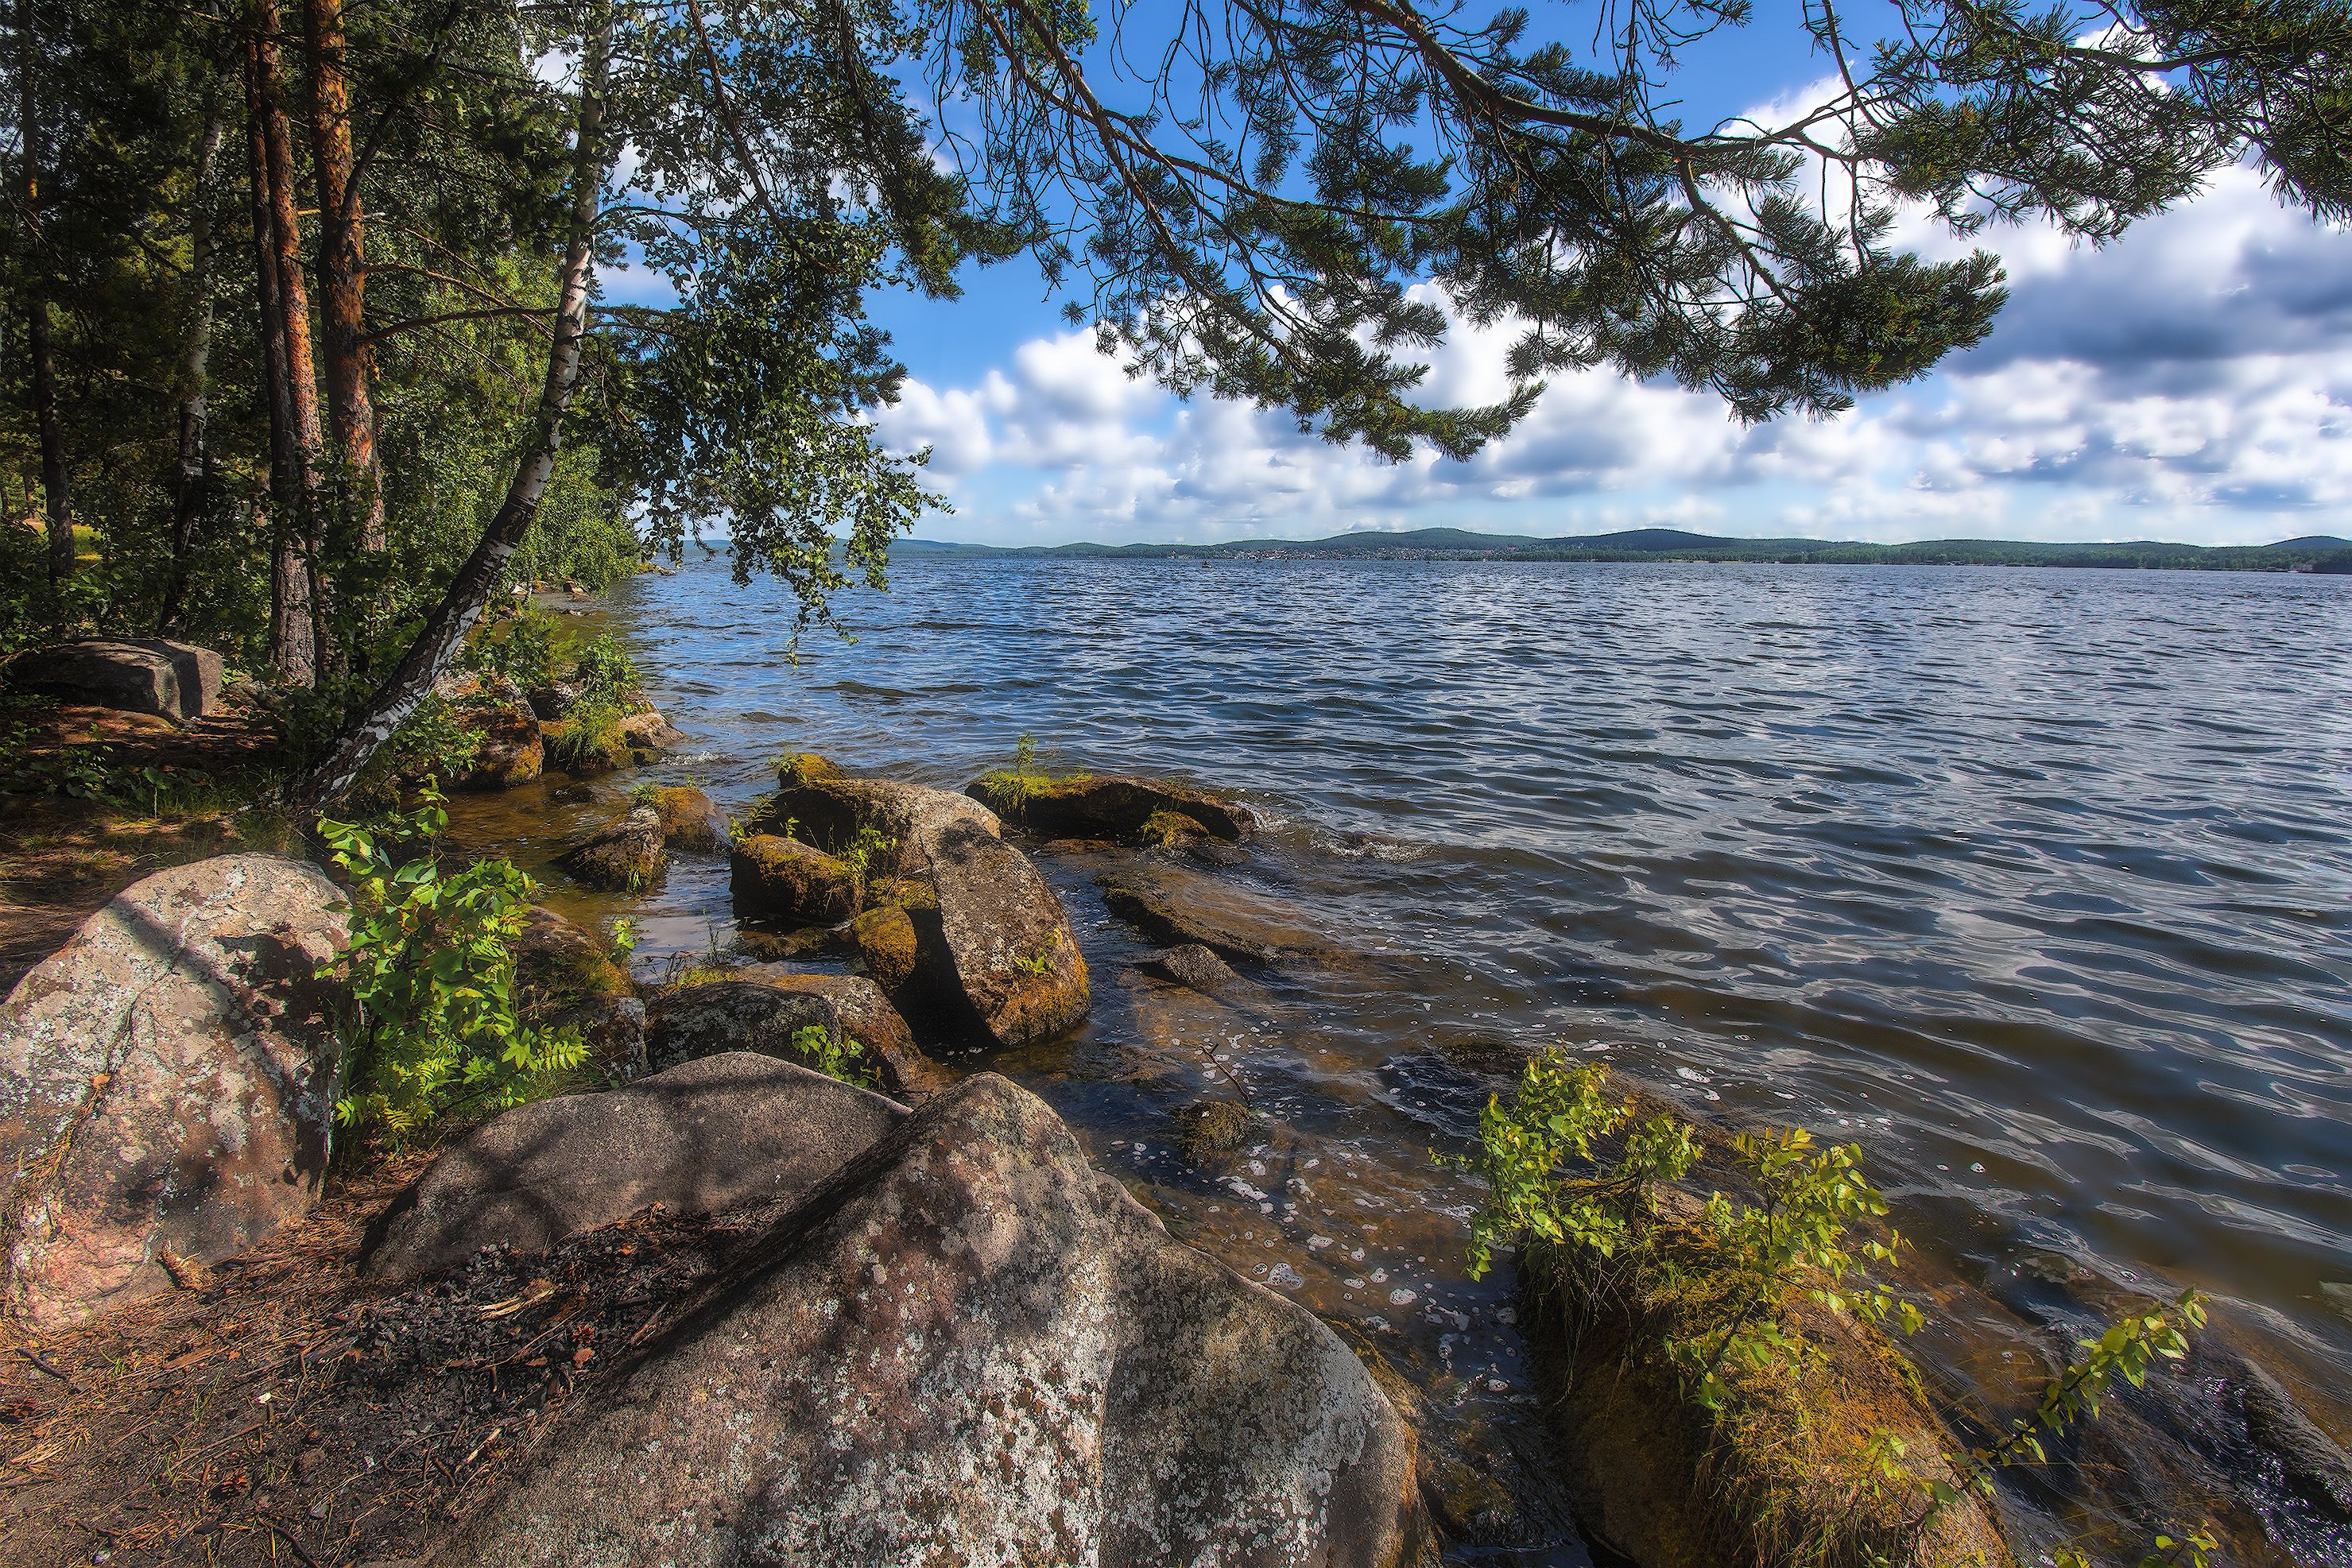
316,788,588,1142
458,603,562,690
572,633,641,707
544,695,629,772
1449,1050,2210,1566
788,1023,875,1087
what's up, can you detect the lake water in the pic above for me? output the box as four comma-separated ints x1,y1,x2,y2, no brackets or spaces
452,557,2352,1564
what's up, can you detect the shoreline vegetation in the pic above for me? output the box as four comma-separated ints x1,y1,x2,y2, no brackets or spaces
3,614,2347,1566
883,527,2352,574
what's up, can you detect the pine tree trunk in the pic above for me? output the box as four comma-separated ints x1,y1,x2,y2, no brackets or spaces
16,0,72,593
302,0,384,555
247,30,314,687
253,0,335,682
160,100,227,632
285,16,613,813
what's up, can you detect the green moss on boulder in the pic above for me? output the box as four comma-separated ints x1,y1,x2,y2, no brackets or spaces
730,834,858,925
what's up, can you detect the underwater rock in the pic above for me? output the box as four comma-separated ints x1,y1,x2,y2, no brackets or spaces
1099,864,1339,966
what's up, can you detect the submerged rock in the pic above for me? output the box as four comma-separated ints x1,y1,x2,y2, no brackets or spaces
1137,941,1243,995
1174,1098,1260,1163
438,1071,1424,1568
3,637,223,721
0,855,346,1327
556,805,667,892
967,772,1257,843
730,832,858,925
1099,864,1339,965
361,1051,905,1283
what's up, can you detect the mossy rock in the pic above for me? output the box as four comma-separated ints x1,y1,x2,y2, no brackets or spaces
458,698,543,791
1525,1195,2011,1568
849,904,924,993
648,785,727,853
556,807,668,892
729,834,858,926
1138,810,1210,848
777,752,843,790
1174,1099,1258,1163
541,714,634,775
967,773,1254,844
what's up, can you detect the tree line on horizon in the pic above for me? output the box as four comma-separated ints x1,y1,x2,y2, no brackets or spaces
2,0,2346,803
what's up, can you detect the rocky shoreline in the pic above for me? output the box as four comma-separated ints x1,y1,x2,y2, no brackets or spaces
2,637,2347,1567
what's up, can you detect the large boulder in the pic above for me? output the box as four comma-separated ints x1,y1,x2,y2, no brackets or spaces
438,1072,1424,1568
1099,864,1341,965
3,637,223,721
0,855,345,1327
644,977,936,1100
930,816,1091,1047
556,805,667,892
360,1052,905,1283
730,832,858,925
755,764,1001,870
754,761,1090,1048
969,772,1257,843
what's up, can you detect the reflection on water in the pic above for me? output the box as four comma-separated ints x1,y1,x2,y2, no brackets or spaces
446,558,2352,1564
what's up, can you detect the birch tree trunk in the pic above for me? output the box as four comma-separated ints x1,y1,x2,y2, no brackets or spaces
285,15,613,812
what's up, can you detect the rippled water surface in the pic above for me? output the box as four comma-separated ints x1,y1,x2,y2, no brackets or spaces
455,558,2352,1562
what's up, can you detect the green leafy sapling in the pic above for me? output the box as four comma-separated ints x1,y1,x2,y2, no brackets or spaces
316,787,588,1140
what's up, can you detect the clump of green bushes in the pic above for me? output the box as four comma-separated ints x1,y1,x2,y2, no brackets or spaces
1451,1050,2211,1568
316,788,588,1143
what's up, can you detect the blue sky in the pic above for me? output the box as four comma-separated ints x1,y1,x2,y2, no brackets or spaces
766,2,2352,548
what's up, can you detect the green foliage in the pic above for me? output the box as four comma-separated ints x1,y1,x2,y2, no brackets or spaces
1012,929,1064,976
383,695,486,788
1443,1051,1696,1280
544,697,629,773
316,789,588,1141
572,633,641,707
459,605,564,691
1451,1050,2215,1562
837,825,896,901
786,1024,877,1087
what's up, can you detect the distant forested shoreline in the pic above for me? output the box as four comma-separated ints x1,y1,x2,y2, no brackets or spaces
884,528,2352,574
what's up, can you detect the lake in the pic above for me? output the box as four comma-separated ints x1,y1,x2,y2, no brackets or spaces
453,557,2352,1564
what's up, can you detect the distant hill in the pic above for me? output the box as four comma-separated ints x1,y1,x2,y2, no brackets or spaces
882,527,2352,573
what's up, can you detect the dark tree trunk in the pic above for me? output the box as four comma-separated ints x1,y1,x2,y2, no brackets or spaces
160,99,227,632
253,0,334,683
16,0,72,593
301,0,384,555
286,17,613,814
246,29,314,687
